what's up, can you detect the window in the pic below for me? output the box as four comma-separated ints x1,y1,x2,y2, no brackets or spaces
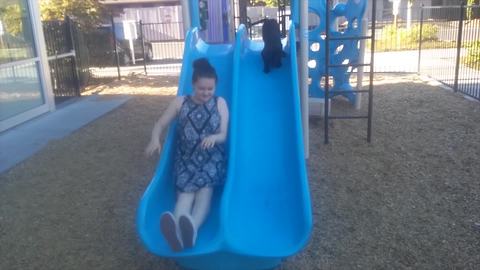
0,0,36,64
0,0,46,125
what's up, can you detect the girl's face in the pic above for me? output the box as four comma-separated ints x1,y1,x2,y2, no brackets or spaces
193,77,216,103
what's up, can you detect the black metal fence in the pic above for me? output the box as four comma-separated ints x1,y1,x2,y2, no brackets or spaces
43,17,89,101
71,22,90,88
42,5,480,101
141,21,185,75
419,4,480,100
367,4,480,101
43,19,79,101
367,7,427,73
83,19,185,79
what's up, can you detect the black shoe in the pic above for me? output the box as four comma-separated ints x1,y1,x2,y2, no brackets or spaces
160,212,183,252
179,215,197,249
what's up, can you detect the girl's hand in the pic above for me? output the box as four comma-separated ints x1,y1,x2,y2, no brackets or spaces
201,135,217,149
145,139,162,156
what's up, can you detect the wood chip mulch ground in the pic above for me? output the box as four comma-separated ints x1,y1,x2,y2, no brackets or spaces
1,74,479,270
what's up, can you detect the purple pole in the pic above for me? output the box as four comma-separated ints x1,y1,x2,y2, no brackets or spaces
207,0,223,43
222,0,229,42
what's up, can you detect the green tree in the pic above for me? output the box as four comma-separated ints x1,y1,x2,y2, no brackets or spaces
40,0,109,28
0,2,23,36
249,0,290,7
466,0,478,20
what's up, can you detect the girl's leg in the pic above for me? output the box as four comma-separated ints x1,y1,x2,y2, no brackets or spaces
178,187,213,248
174,192,195,219
160,192,194,252
191,187,213,228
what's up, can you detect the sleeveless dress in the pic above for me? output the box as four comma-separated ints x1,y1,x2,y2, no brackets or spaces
174,95,227,192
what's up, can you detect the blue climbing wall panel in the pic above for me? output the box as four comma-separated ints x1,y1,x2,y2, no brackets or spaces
308,0,367,103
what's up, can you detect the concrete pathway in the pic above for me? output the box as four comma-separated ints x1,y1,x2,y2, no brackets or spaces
0,94,131,174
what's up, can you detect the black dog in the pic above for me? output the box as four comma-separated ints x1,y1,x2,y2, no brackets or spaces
261,19,286,74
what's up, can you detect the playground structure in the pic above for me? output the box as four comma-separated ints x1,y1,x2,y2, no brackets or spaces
137,1,374,269
307,0,368,103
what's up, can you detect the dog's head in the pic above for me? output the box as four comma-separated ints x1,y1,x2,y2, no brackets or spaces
262,19,281,43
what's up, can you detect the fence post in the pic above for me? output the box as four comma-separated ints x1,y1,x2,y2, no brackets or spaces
111,14,121,80
417,5,424,74
66,16,81,96
53,51,60,96
454,1,465,92
325,0,331,144
140,20,147,75
356,18,368,110
278,0,287,37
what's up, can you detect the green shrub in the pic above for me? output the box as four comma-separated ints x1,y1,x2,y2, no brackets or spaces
375,23,439,51
381,23,438,44
464,41,480,69
419,24,439,42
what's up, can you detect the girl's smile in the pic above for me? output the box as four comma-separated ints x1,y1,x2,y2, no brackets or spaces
193,77,216,104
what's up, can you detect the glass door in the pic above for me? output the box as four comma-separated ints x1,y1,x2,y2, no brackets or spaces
0,0,51,131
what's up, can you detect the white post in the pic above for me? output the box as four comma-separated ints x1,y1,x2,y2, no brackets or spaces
123,21,136,64
181,0,191,32
129,39,135,64
356,18,368,110
407,0,412,29
0,21,4,48
299,0,309,159
29,0,55,112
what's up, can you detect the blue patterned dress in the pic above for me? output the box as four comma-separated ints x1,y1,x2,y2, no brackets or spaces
174,95,227,192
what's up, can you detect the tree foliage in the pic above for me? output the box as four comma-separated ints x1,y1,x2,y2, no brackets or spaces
0,4,22,36
466,0,478,20
249,0,290,7
40,0,109,28
464,41,480,70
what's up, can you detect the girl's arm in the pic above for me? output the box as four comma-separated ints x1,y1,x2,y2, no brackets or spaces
145,97,183,156
215,97,229,143
201,97,229,149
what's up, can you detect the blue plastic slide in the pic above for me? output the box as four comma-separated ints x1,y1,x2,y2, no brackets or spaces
137,22,312,270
